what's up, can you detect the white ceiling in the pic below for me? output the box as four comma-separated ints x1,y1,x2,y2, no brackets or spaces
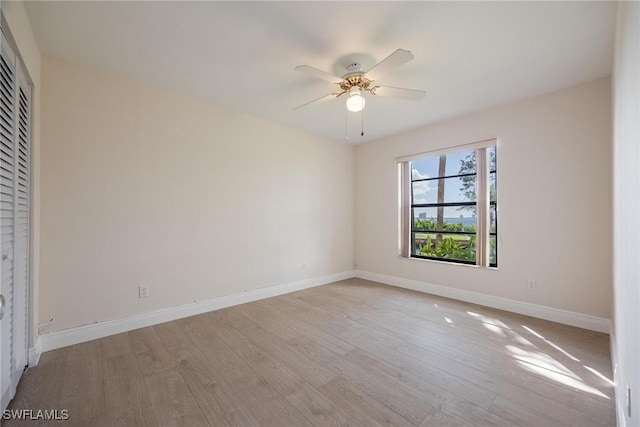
25,1,615,144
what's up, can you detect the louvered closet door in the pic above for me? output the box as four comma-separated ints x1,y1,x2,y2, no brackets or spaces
12,56,29,397
0,31,16,411
0,28,31,411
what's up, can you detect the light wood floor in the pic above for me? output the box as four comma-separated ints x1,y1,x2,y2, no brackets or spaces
7,278,615,426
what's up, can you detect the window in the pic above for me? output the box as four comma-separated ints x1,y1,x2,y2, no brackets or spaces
398,141,497,267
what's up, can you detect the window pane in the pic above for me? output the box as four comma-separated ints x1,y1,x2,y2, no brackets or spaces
411,149,476,180
412,176,476,204
490,205,497,233
445,149,476,177
490,171,497,202
410,158,439,181
413,232,476,263
413,207,477,232
490,235,497,266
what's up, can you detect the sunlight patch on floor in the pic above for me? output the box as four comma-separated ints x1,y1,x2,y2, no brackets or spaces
506,345,581,380
517,360,610,400
521,325,545,339
467,311,511,329
546,340,581,362
506,331,535,347
467,313,538,347
521,325,581,361
584,365,614,386
483,323,506,337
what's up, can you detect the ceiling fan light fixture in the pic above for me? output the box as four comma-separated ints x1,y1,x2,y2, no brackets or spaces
346,89,365,112
294,49,425,115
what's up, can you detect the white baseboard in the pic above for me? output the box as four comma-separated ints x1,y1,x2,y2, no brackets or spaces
355,270,611,334
609,325,626,427
37,270,355,354
28,341,41,367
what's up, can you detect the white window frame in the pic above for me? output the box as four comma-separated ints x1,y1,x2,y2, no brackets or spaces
397,139,497,267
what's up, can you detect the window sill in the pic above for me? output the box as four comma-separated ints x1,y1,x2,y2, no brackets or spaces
398,255,498,270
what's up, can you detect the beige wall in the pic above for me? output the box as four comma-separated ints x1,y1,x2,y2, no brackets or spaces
40,56,354,333
2,1,42,346
355,78,612,319
612,2,639,424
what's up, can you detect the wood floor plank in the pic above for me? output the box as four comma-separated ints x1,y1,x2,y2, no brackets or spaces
129,326,174,376
376,292,612,404
178,356,261,427
321,376,415,427
343,278,610,355
152,320,200,364
340,347,510,427
8,279,614,427
379,296,610,370
282,381,350,427
342,348,498,416
215,308,337,387
396,340,614,426
200,309,313,396
233,302,302,342
154,316,249,386
143,368,210,427
287,334,434,425
177,316,253,382
103,353,157,427
284,291,498,410
418,409,473,427
59,340,105,425
253,298,356,355
227,373,313,426
488,396,568,427
179,322,347,427
100,332,133,360
358,280,611,360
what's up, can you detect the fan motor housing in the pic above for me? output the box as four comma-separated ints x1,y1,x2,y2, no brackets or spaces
339,63,372,91
340,75,372,92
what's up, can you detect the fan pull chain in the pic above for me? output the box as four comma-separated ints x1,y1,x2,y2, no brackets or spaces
345,109,349,141
361,106,365,136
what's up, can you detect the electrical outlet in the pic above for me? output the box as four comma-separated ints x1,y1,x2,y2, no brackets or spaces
138,285,150,298
527,280,537,291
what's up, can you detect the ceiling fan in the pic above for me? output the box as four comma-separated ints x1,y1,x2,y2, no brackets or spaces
294,49,426,112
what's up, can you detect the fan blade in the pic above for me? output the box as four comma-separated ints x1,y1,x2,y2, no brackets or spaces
371,85,426,101
293,92,343,110
295,65,342,84
366,49,414,81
